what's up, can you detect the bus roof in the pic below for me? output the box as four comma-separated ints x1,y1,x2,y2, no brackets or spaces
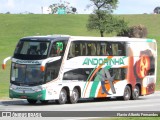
20,35,70,42
20,35,156,43
70,36,156,43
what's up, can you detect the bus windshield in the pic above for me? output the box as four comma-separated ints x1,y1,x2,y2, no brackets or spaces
11,63,45,86
14,40,50,60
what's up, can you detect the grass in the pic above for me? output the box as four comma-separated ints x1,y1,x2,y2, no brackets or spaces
0,14,160,99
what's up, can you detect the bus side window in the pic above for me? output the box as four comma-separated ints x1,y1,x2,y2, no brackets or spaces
112,68,126,80
97,43,100,56
63,68,92,81
91,43,96,56
80,43,88,56
112,44,118,56
50,43,57,57
68,42,75,58
118,42,126,56
101,42,109,56
50,41,65,57
75,43,80,56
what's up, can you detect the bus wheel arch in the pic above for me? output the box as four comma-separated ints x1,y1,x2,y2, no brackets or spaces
69,86,81,104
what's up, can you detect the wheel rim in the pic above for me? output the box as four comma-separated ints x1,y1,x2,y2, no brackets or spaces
134,86,139,98
72,89,78,101
124,87,130,100
60,90,67,103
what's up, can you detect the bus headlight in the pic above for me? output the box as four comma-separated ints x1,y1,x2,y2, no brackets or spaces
32,86,45,92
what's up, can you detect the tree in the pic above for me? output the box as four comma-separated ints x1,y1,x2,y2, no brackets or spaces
5,11,10,14
89,0,118,12
118,24,148,38
86,0,128,37
154,7,160,14
49,1,77,14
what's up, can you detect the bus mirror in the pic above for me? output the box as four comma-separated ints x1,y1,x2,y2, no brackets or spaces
2,56,12,70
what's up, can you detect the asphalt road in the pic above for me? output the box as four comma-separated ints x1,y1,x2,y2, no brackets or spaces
0,91,160,119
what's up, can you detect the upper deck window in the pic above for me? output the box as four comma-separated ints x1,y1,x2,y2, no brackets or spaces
14,40,50,60
68,41,126,59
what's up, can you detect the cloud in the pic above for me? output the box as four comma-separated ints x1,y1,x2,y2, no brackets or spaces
6,0,15,9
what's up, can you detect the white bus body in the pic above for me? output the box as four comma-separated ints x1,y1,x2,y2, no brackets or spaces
2,35,157,104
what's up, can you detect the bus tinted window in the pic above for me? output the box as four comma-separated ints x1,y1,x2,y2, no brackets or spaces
14,40,50,60
63,68,126,81
63,68,93,81
68,41,126,58
49,41,67,57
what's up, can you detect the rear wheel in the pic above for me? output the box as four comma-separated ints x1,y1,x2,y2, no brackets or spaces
27,99,37,104
69,88,79,104
131,85,140,100
56,89,67,104
122,86,131,101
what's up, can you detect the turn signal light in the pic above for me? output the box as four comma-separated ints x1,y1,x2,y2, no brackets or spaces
40,66,45,72
2,64,6,70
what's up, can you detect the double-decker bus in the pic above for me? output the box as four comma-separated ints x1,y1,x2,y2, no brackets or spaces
2,35,157,104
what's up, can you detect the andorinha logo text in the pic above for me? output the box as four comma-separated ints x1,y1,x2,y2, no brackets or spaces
83,58,125,66
16,60,40,64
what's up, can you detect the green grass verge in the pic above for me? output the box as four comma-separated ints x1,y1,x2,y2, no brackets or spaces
0,14,160,99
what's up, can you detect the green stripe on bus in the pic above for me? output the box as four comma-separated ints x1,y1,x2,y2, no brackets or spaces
89,81,99,97
146,39,153,42
82,66,97,96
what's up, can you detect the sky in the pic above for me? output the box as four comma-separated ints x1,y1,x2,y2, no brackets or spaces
0,0,159,14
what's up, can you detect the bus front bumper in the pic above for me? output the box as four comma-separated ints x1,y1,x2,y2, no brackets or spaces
9,89,46,100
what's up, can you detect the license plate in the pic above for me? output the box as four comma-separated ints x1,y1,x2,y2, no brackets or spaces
20,96,27,99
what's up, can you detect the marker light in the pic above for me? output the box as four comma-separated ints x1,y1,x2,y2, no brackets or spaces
2,64,6,70
40,66,45,72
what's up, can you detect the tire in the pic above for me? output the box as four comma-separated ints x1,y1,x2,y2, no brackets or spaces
27,99,37,104
131,85,140,100
56,89,67,104
40,100,49,104
69,88,79,104
122,86,131,101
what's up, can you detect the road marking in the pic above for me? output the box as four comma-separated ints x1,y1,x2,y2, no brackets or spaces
108,103,160,110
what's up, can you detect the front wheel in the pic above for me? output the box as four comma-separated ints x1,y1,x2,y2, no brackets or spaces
27,99,37,104
131,85,140,100
69,88,79,104
56,89,67,104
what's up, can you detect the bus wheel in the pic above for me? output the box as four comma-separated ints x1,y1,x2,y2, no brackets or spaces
122,86,131,101
40,100,49,104
56,88,67,104
69,88,79,104
131,85,140,100
27,99,37,104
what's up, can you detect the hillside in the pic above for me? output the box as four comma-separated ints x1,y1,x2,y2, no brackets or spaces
0,14,159,98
